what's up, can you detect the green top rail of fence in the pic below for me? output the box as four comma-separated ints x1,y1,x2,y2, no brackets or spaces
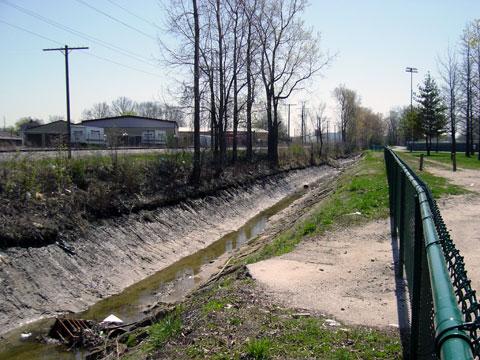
384,147,476,359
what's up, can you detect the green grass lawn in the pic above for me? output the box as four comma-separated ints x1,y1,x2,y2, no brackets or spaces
396,151,469,198
404,151,480,170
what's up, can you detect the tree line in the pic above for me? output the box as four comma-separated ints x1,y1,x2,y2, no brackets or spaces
167,0,331,180
82,97,185,125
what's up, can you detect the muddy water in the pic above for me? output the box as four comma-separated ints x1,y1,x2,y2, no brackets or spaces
0,181,307,360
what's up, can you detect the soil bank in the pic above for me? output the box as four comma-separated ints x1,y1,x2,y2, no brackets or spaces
0,165,340,335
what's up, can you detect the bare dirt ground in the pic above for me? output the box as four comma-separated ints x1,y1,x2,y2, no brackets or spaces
427,165,480,190
417,158,480,289
437,194,480,291
248,219,405,328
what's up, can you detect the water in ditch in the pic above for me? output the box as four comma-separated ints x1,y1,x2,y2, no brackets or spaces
0,187,305,360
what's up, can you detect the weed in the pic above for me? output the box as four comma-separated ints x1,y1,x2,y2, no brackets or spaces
245,338,271,359
146,311,182,350
202,299,227,314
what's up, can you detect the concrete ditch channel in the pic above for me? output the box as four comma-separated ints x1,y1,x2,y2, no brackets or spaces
0,160,353,359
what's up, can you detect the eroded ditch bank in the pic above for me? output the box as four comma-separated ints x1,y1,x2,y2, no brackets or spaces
0,163,345,350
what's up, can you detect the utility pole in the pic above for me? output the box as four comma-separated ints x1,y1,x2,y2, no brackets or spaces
300,103,305,144
284,103,295,143
405,67,418,152
44,45,88,158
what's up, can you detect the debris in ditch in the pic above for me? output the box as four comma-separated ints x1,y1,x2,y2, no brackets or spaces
55,240,76,255
102,314,123,324
20,332,32,340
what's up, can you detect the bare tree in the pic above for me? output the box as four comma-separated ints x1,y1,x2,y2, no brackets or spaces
312,102,327,155
471,20,480,160
111,97,136,116
333,85,359,148
256,0,330,166
82,102,112,119
191,0,201,183
460,26,474,157
438,46,460,170
385,108,402,146
243,0,259,161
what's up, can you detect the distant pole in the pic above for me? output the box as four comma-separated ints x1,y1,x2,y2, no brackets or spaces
288,104,291,142
405,67,418,152
286,103,295,143
44,45,88,158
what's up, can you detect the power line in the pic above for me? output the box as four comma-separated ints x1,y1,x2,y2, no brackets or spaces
104,0,161,30
0,0,158,68
73,0,157,40
79,50,162,77
0,19,162,77
0,18,62,46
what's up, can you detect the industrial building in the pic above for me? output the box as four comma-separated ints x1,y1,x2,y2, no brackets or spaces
0,131,22,148
81,115,178,146
22,115,178,148
22,120,105,147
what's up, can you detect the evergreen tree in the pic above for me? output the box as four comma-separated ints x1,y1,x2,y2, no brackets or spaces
416,73,447,155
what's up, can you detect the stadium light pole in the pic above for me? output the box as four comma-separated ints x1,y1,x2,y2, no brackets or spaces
405,67,418,152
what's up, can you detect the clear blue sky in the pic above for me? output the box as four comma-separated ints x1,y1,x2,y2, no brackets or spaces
0,0,479,130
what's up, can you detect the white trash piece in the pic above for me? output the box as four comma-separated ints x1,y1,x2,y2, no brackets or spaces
20,332,32,340
101,314,124,324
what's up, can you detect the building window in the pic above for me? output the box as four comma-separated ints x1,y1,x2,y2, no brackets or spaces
90,130,101,139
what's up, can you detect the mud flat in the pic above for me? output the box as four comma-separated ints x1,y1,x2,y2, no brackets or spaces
0,164,344,336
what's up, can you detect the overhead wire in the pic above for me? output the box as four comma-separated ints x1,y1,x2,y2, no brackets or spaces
0,18,162,77
104,0,161,30
73,0,157,41
0,0,159,68
0,18,63,46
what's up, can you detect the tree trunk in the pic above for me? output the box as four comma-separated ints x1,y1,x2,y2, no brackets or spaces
216,0,225,171
272,99,279,166
191,0,201,184
266,90,273,164
246,18,253,162
232,9,239,164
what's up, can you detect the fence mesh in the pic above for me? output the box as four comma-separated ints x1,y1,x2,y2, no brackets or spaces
385,148,478,359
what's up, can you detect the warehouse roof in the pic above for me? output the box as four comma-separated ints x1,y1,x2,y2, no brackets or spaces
81,115,178,128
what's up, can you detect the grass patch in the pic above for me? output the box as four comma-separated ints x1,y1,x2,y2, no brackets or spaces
145,309,182,351
396,152,468,198
405,151,480,170
247,151,389,263
245,338,271,359
202,298,228,314
145,273,402,359
270,317,401,359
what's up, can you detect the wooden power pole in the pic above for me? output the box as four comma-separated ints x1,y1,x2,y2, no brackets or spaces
43,45,88,158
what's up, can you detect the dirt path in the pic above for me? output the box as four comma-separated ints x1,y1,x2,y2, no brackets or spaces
438,194,480,292
423,162,480,190
247,219,404,328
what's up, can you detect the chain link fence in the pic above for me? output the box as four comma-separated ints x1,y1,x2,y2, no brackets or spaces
385,147,477,359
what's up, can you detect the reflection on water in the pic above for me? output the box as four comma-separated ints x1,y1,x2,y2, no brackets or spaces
0,187,303,360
